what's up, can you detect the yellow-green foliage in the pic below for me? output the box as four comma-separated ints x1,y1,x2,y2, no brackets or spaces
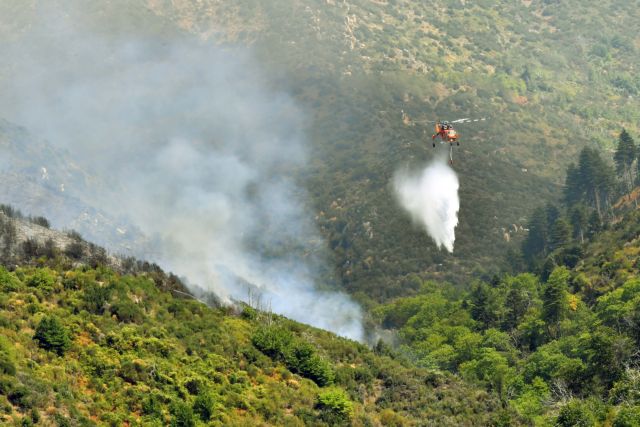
0,264,507,426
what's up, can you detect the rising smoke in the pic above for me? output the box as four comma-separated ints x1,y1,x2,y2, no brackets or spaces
393,156,460,253
0,3,364,340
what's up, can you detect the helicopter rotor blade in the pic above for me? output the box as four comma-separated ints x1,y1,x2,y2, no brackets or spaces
449,117,487,124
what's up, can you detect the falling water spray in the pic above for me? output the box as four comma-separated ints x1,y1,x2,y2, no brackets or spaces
393,156,460,252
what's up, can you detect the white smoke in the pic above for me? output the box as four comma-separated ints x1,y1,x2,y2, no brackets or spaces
0,3,364,340
393,157,460,253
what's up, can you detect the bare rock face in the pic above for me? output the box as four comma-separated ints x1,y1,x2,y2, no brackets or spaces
0,209,119,268
12,216,76,249
0,119,149,258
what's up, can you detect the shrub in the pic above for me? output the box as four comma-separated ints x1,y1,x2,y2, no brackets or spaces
30,216,50,228
614,406,640,427
316,388,353,425
110,300,143,323
184,378,204,395
83,283,112,314
64,241,85,260
26,269,56,293
34,316,71,356
0,267,21,292
118,359,150,385
193,392,216,421
241,306,258,320
142,393,163,418
253,326,334,386
170,401,196,427
286,342,334,386
8,385,33,410
251,326,294,360
556,399,596,427
0,336,16,375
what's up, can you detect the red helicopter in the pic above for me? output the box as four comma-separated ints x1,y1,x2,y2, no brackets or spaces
429,118,486,164
432,120,459,146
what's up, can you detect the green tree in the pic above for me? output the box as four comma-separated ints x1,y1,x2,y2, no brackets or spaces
469,282,496,328
569,204,589,243
523,207,548,265
548,217,571,252
587,210,603,238
193,392,216,422
170,401,195,427
459,348,512,398
577,147,615,219
504,287,530,331
614,129,637,193
316,388,353,425
556,399,596,427
564,162,583,207
542,267,569,337
34,316,71,356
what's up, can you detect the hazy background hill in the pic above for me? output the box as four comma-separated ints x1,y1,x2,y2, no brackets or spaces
0,0,638,308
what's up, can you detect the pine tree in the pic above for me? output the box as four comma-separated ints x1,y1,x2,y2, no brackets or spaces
569,204,588,243
504,287,529,331
542,267,569,331
469,283,496,328
546,204,560,227
587,210,602,238
523,207,548,264
564,163,583,207
34,316,71,356
614,129,637,193
548,218,571,251
577,147,615,219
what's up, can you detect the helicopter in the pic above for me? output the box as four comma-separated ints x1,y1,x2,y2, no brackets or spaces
432,120,459,146
428,118,487,164
431,118,486,147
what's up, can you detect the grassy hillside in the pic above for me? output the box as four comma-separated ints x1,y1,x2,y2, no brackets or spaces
4,195,640,426
0,230,510,426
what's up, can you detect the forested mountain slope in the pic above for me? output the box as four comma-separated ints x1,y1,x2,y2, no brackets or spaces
372,198,640,425
1,1,638,300
147,0,640,299
0,212,509,426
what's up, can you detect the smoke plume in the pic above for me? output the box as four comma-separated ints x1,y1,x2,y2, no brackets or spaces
0,3,364,340
393,157,460,253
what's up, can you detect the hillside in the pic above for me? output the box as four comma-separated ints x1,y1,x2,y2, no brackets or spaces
4,191,640,425
370,200,640,425
1,1,638,306
159,0,639,300
0,215,509,426
2,1,640,425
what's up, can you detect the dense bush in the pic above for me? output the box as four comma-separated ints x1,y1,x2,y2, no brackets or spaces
252,325,334,386
192,391,216,421
25,269,56,293
170,401,195,427
286,341,335,386
83,282,113,314
110,300,143,323
33,316,71,356
316,388,353,425
0,267,21,292
0,337,16,376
